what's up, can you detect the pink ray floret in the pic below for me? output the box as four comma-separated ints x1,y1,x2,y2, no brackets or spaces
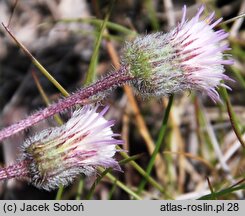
170,5,233,102
123,5,233,102
0,105,123,191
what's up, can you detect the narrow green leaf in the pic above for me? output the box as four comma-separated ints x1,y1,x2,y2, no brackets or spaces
137,95,174,194
57,18,137,36
84,7,111,85
198,184,245,200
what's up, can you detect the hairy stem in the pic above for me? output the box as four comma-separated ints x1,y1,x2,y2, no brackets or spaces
0,67,133,142
0,161,29,181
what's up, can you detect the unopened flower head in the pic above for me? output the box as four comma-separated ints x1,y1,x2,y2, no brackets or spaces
122,5,233,102
21,105,122,191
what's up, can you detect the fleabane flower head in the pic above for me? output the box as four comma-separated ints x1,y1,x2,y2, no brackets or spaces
122,5,233,102
20,105,122,191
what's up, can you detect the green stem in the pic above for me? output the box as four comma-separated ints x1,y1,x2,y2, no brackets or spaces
86,168,112,199
57,18,136,36
108,181,117,199
145,0,159,30
231,66,245,89
137,95,174,194
105,172,142,200
55,185,64,200
220,87,245,148
118,149,171,197
87,166,141,200
76,180,84,200
198,183,245,200
2,23,69,97
84,7,111,85
86,154,164,199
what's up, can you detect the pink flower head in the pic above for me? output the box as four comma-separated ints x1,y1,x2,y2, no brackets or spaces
21,105,123,190
122,5,233,102
171,5,233,101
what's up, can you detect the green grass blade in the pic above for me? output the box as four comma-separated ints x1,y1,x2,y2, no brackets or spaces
137,95,174,195
220,87,245,148
231,66,245,89
76,180,84,200
86,154,144,200
55,185,64,200
117,147,172,198
144,0,159,30
2,23,69,97
105,172,142,200
84,6,111,85
57,18,137,36
198,184,245,200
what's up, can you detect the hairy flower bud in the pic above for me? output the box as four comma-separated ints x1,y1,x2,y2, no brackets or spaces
19,106,122,191
122,5,233,102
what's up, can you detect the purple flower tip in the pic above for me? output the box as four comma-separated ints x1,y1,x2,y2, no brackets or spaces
176,5,233,102
21,105,122,191
122,5,233,102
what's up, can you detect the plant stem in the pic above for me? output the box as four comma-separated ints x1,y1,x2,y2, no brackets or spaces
137,95,174,194
84,3,111,85
118,149,168,195
2,23,69,97
0,161,29,181
0,66,134,142
104,172,142,200
220,87,245,148
55,186,64,200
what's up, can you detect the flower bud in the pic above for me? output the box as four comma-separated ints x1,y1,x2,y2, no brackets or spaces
21,106,122,191
122,5,233,102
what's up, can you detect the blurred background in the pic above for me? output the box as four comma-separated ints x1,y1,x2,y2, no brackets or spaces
0,0,244,200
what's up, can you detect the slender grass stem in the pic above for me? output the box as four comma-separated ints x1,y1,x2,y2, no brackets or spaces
76,180,84,200
104,172,142,200
55,186,64,200
220,87,245,148
137,95,174,195
2,23,69,97
57,18,136,36
198,184,245,200
118,149,172,198
84,5,111,85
